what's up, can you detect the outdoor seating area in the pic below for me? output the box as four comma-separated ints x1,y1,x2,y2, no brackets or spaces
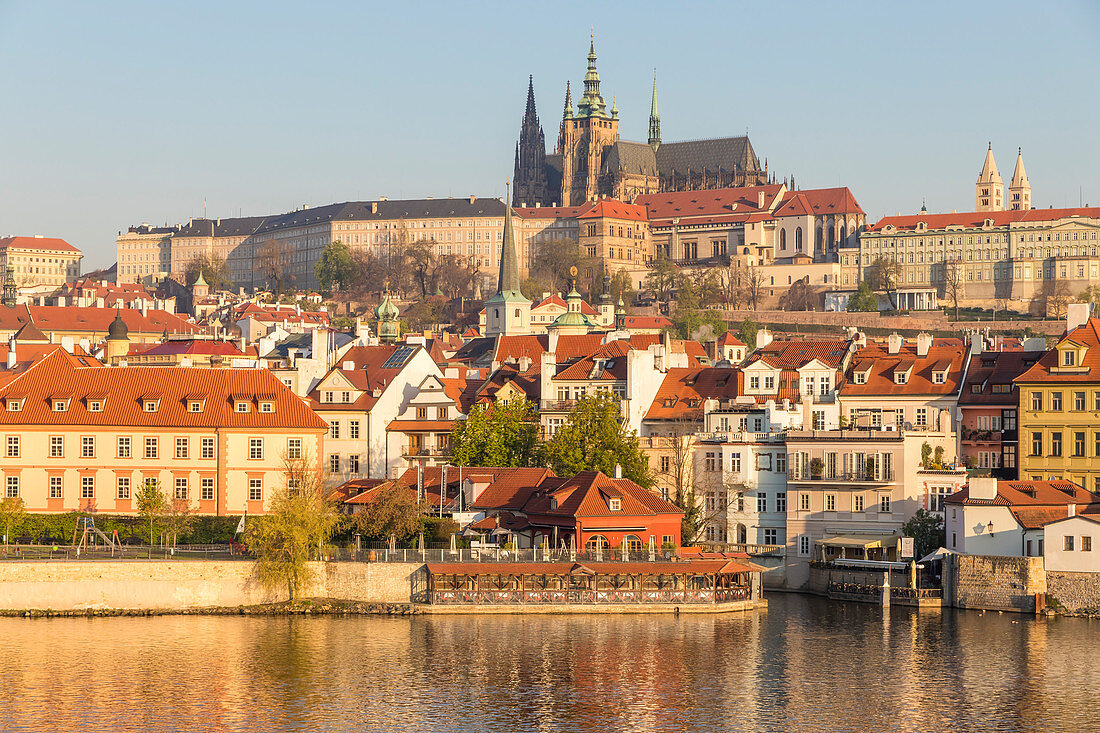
423,559,763,607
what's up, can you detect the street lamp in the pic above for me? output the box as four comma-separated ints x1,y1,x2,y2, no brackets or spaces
987,521,995,537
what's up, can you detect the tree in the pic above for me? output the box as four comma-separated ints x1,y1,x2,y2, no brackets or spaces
741,262,766,309
902,508,945,561
669,307,726,341
868,256,903,309
135,479,169,547
778,276,819,311
315,240,356,292
941,257,964,320
256,240,294,294
541,393,653,489
244,459,339,602
450,398,539,468
643,252,679,307
401,299,443,333
846,281,878,312
609,270,636,309
529,239,595,295
352,485,424,543
1077,285,1100,310
184,253,232,290
163,498,197,547
0,497,26,548
738,317,759,351
718,261,744,309
1040,277,1072,318
436,254,479,299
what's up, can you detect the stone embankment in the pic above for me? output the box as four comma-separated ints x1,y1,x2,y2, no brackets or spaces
1,600,419,618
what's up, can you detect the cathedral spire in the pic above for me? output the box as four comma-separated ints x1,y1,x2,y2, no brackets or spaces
577,34,607,118
563,80,573,120
524,74,537,122
485,184,531,337
976,142,1005,212
648,71,661,149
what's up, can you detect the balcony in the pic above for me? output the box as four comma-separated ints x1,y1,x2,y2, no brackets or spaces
961,428,1016,443
403,446,450,459
542,400,578,412
787,468,895,484
697,431,786,444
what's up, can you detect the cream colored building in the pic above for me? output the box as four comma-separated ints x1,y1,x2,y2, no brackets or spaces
0,347,326,516
0,237,82,288
116,225,176,285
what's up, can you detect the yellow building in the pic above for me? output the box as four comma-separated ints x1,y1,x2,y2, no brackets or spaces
0,236,82,288
1015,310,1100,492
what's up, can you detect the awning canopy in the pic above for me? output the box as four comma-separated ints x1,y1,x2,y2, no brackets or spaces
816,534,898,550
919,547,953,563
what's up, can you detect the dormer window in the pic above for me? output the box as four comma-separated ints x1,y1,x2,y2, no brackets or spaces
143,400,158,412
7,399,21,412
259,402,275,414
188,401,203,413
88,401,102,412
1063,351,1076,366
323,391,334,403
894,372,908,385
932,371,946,385
53,400,68,412
236,401,250,413
854,372,867,385
609,498,622,511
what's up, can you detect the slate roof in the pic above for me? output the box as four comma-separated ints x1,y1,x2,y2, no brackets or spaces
656,136,761,175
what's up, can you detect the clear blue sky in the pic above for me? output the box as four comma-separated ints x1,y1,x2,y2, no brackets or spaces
2,0,1098,269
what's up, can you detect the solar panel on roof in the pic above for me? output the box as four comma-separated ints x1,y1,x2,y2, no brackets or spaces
381,345,416,370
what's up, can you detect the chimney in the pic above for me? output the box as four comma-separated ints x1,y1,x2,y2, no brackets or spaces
757,191,765,209
887,333,902,355
969,477,997,501
1069,504,1077,517
916,332,932,357
970,331,983,355
6,342,15,369
470,195,476,204
1067,302,1091,333
371,202,378,214
614,463,622,479
518,355,531,372
756,328,773,349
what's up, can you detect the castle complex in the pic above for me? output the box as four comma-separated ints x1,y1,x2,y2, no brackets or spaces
513,40,769,207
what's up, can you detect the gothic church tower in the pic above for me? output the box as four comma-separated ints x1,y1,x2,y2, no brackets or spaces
1009,148,1031,211
556,38,620,206
976,143,1005,212
512,76,550,207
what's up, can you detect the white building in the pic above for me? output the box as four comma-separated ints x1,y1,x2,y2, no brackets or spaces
1044,514,1100,572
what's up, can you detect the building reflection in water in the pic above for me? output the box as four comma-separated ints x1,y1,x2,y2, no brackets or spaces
0,596,1096,732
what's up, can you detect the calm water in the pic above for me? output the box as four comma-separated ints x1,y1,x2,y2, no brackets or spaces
1,594,1097,732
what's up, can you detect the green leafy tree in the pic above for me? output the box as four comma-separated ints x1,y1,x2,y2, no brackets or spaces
846,281,879,312
450,398,539,468
541,393,653,488
135,479,169,546
643,252,679,307
738,317,759,351
901,508,946,561
244,459,340,602
184,253,233,290
0,497,26,548
669,308,726,340
610,270,636,308
672,487,704,547
315,240,356,292
354,485,424,543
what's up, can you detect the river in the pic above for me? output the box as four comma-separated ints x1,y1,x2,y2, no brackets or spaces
0,593,1095,732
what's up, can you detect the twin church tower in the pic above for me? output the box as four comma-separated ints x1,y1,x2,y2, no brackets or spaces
513,38,770,208
976,144,1031,212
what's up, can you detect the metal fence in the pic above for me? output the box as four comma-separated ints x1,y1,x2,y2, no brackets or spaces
335,546,681,564
0,544,249,561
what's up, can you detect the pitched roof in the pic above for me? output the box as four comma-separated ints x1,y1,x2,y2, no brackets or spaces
0,236,80,253
576,199,648,222
777,187,864,216
958,351,1040,406
840,339,967,397
945,480,1100,529
1017,318,1100,383
636,185,783,226
0,304,199,338
307,344,423,411
0,349,324,429
655,136,761,177
645,367,740,421
866,206,1100,233
747,338,850,370
527,471,682,519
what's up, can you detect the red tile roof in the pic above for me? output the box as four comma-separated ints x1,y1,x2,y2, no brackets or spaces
0,236,80,253
128,340,251,358
623,315,673,330
576,199,648,222
645,367,740,421
841,340,967,397
958,351,1040,406
748,338,850,370
307,344,423,411
868,206,1100,233
0,305,198,338
945,480,1100,529
0,348,324,429
636,185,784,226
1016,318,1100,384
776,187,865,217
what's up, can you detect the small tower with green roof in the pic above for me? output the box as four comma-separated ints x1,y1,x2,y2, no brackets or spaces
375,284,401,344
485,187,531,337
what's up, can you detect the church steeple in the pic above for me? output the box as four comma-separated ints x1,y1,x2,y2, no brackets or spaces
485,185,531,337
576,35,607,119
648,71,661,149
1009,147,1031,211
976,142,1005,212
563,80,573,120
512,76,550,206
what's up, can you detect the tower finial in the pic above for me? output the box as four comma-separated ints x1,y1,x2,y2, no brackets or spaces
648,71,661,149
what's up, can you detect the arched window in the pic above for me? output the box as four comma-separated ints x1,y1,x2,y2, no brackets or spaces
816,226,823,250
494,308,500,320
586,535,608,552
737,524,747,544
795,227,803,251
514,308,521,318
622,534,642,552
840,224,847,243
780,229,787,250
827,221,835,247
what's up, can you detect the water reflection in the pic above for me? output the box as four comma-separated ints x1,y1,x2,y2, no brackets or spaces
0,595,1096,732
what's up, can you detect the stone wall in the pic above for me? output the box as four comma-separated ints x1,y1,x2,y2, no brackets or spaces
947,554,1046,613
1046,571,1100,614
0,560,419,611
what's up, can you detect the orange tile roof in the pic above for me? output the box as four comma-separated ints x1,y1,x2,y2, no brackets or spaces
644,367,740,421
307,344,422,411
748,338,850,370
776,187,864,216
959,351,1040,406
576,199,648,222
636,185,783,225
1017,318,1100,383
0,349,324,429
867,206,1100,233
0,236,80,253
0,304,199,337
946,480,1100,529
385,419,455,432
841,340,966,397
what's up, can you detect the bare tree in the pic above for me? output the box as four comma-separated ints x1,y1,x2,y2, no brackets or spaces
256,240,293,294
1040,277,1072,318
941,257,964,320
719,261,744,310
742,262,766,310
868,255,903,309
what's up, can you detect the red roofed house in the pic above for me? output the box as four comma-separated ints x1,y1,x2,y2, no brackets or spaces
0,347,326,516
945,477,1100,558
0,236,83,288
577,199,652,288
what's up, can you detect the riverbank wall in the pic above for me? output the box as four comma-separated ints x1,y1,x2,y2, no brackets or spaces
0,560,417,611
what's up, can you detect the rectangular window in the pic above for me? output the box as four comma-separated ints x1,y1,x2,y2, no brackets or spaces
763,528,778,545
1051,432,1062,457
201,437,215,460
349,454,360,474
776,453,786,474
1031,432,1043,457
81,476,94,499
145,437,158,459
248,479,262,502
329,422,340,440
175,437,189,460
1074,391,1086,411
287,438,303,461
49,436,63,458
880,494,891,513
812,411,825,430
116,476,130,500
174,477,188,500
704,452,717,472
329,454,340,473
776,493,786,512
799,535,811,556
729,452,742,473
6,436,18,458
118,436,131,459
1083,536,1093,552
825,494,836,512
249,438,263,460
800,493,810,511
1051,392,1063,411
49,476,63,499
854,494,865,512
1064,535,1075,551
349,420,360,440
78,436,95,459
659,456,670,473
1031,392,1042,411
757,495,767,513
200,477,215,501
1075,432,1086,457
235,402,249,413
5,475,17,498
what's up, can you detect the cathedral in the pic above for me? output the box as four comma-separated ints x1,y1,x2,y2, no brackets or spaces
513,39,770,207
